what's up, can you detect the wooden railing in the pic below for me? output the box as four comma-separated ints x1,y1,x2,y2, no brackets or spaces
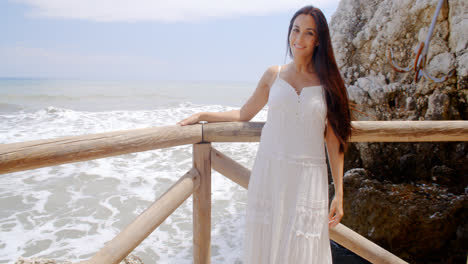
1,120,467,264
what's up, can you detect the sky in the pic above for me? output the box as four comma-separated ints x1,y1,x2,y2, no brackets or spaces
0,0,341,82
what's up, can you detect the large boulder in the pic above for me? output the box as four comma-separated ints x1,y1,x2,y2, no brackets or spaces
329,169,468,263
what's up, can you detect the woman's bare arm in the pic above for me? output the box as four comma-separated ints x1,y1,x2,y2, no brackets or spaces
325,120,345,228
177,66,277,126
325,121,344,199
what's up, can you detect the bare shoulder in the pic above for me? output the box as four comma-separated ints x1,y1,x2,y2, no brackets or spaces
258,65,281,91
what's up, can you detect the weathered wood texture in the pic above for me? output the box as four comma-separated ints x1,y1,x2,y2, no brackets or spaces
0,124,201,174
211,147,250,189
202,121,468,142
329,223,409,264
349,120,468,142
202,121,265,142
193,143,211,264
76,168,200,264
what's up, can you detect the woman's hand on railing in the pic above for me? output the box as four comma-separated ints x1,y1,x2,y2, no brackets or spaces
177,110,242,126
177,112,204,126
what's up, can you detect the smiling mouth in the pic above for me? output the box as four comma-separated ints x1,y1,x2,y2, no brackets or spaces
294,44,305,49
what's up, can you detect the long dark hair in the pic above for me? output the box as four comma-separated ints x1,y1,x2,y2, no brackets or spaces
286,5,357,154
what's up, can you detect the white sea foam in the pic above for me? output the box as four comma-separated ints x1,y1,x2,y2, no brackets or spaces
0,102,268,264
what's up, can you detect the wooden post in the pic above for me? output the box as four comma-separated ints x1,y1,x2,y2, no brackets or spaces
193,143,211,264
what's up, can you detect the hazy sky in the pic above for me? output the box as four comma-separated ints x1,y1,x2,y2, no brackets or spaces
1,0,340,81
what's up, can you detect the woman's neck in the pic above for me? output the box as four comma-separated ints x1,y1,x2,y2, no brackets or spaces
291,59,315,75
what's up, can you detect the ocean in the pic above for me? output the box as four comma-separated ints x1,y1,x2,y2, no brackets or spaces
0,78,264,263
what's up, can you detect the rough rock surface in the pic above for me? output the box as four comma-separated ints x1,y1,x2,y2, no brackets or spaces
331,0,467,111
327,0,468,192
326,0,468,263
329,169,467,264
327,0,468,195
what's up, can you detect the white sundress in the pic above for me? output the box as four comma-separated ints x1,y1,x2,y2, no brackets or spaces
242,65,333,263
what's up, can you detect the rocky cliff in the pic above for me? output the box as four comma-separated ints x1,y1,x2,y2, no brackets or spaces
327,0,467,263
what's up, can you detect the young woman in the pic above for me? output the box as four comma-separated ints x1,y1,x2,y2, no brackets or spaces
177,5,354,263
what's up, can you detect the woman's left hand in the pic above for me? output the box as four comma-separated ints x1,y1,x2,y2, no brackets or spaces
328,196,344,229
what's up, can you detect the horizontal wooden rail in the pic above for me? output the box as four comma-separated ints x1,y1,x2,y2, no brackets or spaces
0,124,201,174
77,167,201,264
203,120,468,142
1,121,467,175
348,120,468,142
202,121,265,142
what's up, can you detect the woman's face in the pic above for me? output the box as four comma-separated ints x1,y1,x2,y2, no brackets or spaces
289,14,318,58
